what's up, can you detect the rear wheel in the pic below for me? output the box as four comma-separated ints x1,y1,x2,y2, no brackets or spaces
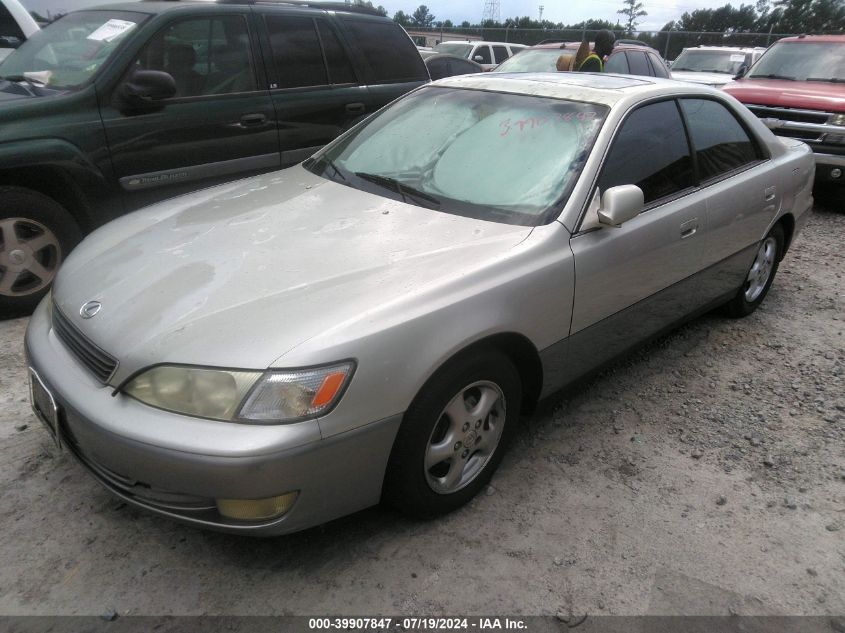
725,223,784,318
0,187,82,318
383,350,522,518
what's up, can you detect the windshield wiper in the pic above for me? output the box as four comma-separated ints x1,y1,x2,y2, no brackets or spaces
354,172,441,209
807,77,845,83
751,73,797,81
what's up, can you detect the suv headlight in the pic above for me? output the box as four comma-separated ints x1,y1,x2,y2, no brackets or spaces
124,362,354,423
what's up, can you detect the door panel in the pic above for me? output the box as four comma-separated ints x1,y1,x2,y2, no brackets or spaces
100,14,279,210
568,99,706,375
679,98,779,302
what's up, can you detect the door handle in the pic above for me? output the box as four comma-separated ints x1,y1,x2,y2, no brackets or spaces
345,102,366,115
764,186,776,202
239,113,267,127
680,218,698,239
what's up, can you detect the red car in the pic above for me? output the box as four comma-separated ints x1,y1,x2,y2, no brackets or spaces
493,40,671,78
723,35,845,186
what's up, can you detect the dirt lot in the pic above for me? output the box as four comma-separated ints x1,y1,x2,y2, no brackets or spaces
0,202,842,619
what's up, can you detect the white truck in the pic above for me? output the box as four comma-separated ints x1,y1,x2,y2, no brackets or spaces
0,0,38,63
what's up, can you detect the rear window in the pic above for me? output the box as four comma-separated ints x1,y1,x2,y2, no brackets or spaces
627,51,651,76
341,18,427,83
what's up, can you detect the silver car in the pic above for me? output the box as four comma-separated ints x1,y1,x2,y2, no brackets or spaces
25,74,814,535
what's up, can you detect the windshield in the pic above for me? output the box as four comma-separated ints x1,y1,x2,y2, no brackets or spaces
305,86,608,226
493,48,573,73
0,10,145,89
747,41,845,83
434,42,473,58
672,49,749,74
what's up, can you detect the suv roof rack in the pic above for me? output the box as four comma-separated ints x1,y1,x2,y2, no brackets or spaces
149,0,385,16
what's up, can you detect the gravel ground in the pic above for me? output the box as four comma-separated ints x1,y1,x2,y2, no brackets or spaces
0,202,842,618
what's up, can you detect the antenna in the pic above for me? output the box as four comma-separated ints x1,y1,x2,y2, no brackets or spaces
539,5,544,20
481,0,500,24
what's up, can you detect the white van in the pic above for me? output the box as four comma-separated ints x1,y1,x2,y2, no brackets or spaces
0,0,39,63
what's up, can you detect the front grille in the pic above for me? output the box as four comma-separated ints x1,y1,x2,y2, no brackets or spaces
746,105,832,142
52,305,118,383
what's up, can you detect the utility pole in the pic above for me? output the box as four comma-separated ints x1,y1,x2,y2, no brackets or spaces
539,5,544,21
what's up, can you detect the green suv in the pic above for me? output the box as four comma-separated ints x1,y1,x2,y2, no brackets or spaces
0,0,428,316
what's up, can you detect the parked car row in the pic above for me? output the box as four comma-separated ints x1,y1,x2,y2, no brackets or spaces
431,34,845,189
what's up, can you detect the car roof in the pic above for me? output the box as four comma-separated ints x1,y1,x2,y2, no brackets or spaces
680,45,767,52
440,40,524,47
776,34,845,43
76,0,387,16
431,72,718,107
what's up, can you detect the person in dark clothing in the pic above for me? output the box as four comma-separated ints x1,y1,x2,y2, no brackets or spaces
577,30,615,72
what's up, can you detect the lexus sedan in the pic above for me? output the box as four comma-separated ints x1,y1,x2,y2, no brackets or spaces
26,74,814,535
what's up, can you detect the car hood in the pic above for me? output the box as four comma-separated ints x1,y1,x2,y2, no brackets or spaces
53,167,534,382
670,70,733,87
723,78,845,112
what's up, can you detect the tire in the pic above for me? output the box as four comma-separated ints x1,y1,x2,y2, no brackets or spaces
725,223,784,318
383,349,522,518
0,187,82,318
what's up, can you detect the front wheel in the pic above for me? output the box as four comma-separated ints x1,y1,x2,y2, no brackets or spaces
725,223,784,318
383,350,522,518
0,187,81,318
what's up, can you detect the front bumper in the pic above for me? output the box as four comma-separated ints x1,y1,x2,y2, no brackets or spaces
25,300,403,536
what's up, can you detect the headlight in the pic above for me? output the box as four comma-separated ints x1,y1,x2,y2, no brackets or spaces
124,362,354,423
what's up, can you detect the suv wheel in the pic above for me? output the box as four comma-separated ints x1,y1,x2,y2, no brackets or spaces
0,187,81,318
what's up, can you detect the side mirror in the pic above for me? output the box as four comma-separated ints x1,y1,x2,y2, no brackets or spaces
597,184,643,227
473,55,484,62
734,63,748,79
113,70,176,112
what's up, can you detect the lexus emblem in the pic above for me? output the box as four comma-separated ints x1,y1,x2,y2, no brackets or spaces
79,301,101,319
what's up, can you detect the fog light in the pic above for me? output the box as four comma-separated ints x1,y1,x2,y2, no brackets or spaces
831,168,842,179
216,491,299,521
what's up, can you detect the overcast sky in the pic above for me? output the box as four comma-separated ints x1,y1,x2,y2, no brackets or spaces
19,0,748,32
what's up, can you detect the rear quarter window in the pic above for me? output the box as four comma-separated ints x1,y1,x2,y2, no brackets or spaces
340,18,427,83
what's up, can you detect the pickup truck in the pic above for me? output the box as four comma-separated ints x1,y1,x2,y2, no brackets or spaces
723,35,845,187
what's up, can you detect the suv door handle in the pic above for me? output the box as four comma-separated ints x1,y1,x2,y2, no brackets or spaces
680,218,698,239
345,102,366,115
239,113,267,127
764,186,776,202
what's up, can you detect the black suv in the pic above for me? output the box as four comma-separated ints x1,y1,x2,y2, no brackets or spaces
0,0,429,315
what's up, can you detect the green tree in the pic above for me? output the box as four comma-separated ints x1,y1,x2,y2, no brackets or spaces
618,0,648,33
411,5,436,27
460,20,471,28
393,10,411,26
762,0,845,32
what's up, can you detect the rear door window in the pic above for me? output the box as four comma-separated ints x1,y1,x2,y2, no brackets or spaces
315,19,356,84
680,98,761,181
604,51,628,74
0,2,25,42
492,45,509,64
648,52,669,77
627,51,651,76
472,44,492,64
598,100,694,205
265,16,327,88
341,18,428,82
